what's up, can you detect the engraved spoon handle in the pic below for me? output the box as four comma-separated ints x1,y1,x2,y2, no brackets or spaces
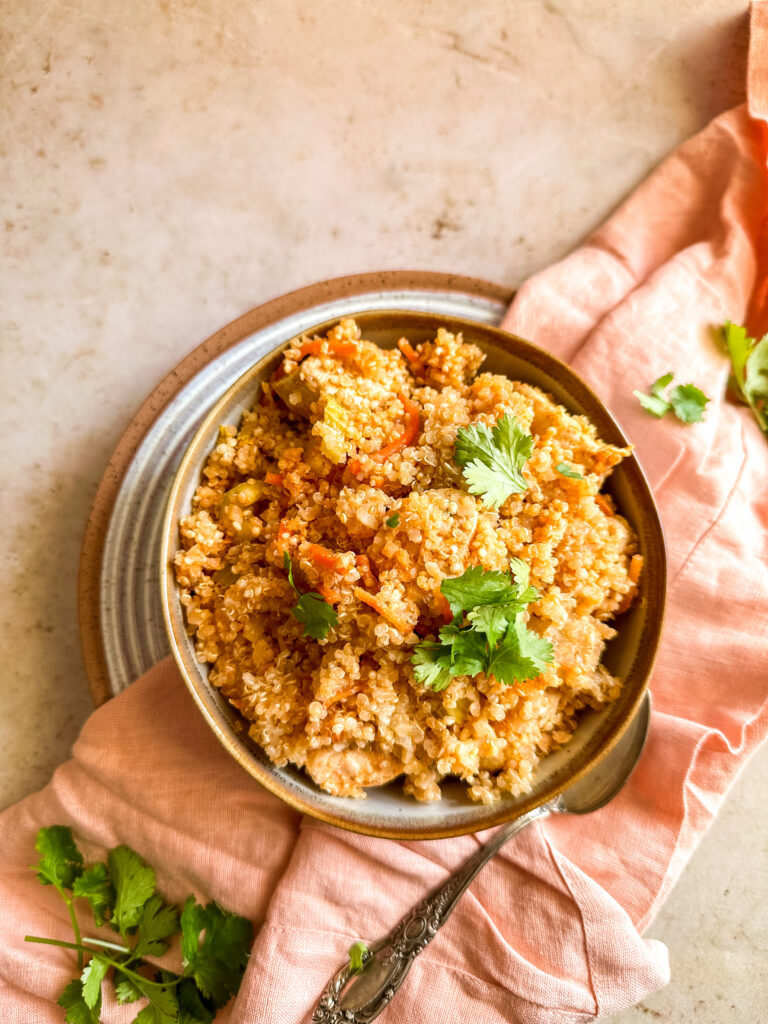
312,803,553,1024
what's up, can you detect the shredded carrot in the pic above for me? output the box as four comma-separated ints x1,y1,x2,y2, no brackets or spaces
264,472,284,487
306,543,346,572
397,337,424,371
317,584,341,604
356,554,378,590
629,553,644,583
351,393,420,475
434,591,453,625
354,587,413,633
296,338,358,361
595,493,614,516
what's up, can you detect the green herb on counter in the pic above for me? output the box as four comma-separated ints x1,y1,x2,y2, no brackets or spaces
634,372,710,423
26,826,253,1024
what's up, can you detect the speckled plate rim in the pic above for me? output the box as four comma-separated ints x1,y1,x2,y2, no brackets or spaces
78,271,513,707
159,308,666,841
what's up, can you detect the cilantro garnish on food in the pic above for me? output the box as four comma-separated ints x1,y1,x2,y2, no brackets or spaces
385,512,400,528
633,372,710,423
283,551,338,640
348,940,370,974
555,463,583,479
26,825,253,1024
454,414,534,509
723,320,768,435
411,560,553,691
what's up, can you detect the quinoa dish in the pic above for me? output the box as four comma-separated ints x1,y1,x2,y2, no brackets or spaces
174,318,643,803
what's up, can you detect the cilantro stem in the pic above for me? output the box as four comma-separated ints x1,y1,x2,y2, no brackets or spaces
80,936,131,954
60,890,83,970
24,935,182,989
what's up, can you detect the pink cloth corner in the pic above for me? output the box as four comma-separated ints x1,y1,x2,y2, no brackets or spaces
2,6,768,1023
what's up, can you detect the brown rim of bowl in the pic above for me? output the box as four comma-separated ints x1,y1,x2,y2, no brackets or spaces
160,309,666,840
78,271,512,707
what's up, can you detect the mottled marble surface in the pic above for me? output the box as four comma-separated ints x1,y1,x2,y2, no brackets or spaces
2,1,766,1020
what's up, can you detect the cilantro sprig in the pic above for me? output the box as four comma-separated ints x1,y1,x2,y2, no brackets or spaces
723,320,768,436
283,551,338,640
634,372,710,423
26,826,253,1024
454,414,534,509
411,560,554,692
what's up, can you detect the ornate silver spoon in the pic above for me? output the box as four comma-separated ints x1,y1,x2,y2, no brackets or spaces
312,693,652,1023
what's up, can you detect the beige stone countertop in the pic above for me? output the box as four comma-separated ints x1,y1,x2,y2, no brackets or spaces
2,1,766,1021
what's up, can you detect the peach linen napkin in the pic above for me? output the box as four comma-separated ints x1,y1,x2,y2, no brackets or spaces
3,8,768,1024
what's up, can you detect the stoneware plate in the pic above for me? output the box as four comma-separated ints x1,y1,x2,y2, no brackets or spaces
160,309,666,840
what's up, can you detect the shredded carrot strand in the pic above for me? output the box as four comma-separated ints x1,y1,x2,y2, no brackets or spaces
372,393,420,463
397,337,424,371
306,543,346,572
629,553,644,583
296,338,358,361
595,493,614,516
317,584,341,604
264,472,284,487
354,587,413,634
350,393,420,476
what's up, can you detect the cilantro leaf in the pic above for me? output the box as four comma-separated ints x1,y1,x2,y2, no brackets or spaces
486,621,554,686
634,372,710,423
348,941,369,973
114,969,144,1004
412,561,552,692
466,605,510,649
555,462,583,479
411,641,454,691
442,625,487,679
440,565,518,615
177,978,216,1024
454,414,533,508
73,863,115,927
668,383,709,423
80,954,109,1010
385,512,400,528
133,894,180,959
131,982,178,1024
33,826,84,891
651,372,675,397
632,389,670,418
108,845,156,936
723,320,752,397
283,551,338,639
723,320,768,433
292,592,339,640
57,979,100,1024
181,897,253,1009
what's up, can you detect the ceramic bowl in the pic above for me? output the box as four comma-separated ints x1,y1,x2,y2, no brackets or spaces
160,310,666,840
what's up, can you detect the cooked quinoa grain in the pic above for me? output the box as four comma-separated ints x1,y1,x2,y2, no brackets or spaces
175,319,641,802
